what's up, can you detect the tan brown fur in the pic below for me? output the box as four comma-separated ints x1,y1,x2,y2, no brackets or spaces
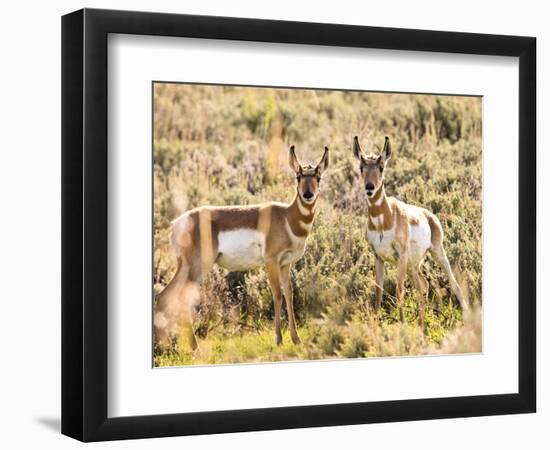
286,195,316,236
425,211,443,247
169,201,316,269
366,187,394,231
353,136,468,324
155,146,329,351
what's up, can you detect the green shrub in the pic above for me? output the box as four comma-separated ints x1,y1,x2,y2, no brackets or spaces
153,84,482,366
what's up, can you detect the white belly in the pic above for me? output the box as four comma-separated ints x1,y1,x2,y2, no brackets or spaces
367,227,397,261
216,229,266,271
408,221,431,262
367,221,431,263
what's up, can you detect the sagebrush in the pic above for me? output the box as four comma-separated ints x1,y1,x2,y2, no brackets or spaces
153,84,482,366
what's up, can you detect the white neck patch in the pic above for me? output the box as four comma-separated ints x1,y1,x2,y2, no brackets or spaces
297,196,315,216
299,220,313,232
370,212,385,228
367,186,384,207
285,218,307,243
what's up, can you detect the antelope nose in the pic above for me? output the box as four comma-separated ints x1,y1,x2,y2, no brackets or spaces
366,183,375,191
303,191,314,200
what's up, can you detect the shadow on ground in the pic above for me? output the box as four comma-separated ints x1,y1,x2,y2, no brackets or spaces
35,417,60,433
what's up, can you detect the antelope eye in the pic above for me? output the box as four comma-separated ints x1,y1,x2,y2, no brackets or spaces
379,166,384,173
316,176,321,183
296,175,301,181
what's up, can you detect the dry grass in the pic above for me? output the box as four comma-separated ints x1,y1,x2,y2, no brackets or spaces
153,83,482,366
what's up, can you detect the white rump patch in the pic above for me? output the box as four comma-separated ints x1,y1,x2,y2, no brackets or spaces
171,211,194,234
402,204,432,262
216,229,266,271
170,212,194,254
409,221,432,263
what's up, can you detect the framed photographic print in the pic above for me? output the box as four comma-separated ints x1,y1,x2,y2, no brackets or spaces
61,8,536,442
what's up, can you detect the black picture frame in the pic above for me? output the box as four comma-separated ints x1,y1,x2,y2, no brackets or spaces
61,8,536,442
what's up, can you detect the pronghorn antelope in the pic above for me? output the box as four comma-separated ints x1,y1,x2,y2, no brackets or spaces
154,146,330,351
352,136,468,322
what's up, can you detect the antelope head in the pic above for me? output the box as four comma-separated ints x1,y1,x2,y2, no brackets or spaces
353,136,392,197
289,146,330,204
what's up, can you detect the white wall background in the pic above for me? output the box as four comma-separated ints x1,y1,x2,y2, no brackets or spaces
0,1,545,448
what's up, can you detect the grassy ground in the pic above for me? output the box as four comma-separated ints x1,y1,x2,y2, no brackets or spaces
153,83,482,367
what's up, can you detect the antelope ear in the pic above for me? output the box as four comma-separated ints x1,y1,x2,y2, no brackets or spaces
316,147,330,175
381,136,392,163
353,136,364,161
289,145,301,173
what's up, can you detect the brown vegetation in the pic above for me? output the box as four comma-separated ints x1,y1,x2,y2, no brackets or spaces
153,83,482,366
